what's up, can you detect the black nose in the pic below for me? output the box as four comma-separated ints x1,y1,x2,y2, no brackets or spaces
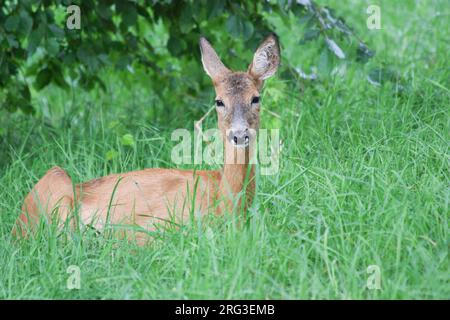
229,128,249,146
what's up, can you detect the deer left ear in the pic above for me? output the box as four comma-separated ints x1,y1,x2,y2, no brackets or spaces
199,37,230,82
248,33,280,82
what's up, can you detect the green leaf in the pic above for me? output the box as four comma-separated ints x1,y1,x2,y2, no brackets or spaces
5,81,34,114
179,4,195,33
52,66,69,90
77,47,99,71
6,35,19,48
168,36,187,55
4,93,18,112
242,21,254,41
136,5,150,19
92,75,107,92
121,6,138,27
298,12,314,25
206,0,225,19
106,149,119,161
20,103,35,115
46,38,60,56
318,48,330,74
27,23,46,55
97,3,113,20
226,15,240,37
79,73,106,91
226,15,253,40
367,68,401,87
20,84,31,101
19,10,33,35
48,24,65,39
5,15,20,32
356,43,375,63
34,68,52,90
121,133,135,147
301,28,320,43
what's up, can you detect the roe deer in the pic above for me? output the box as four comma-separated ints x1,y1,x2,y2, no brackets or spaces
13,34,280,243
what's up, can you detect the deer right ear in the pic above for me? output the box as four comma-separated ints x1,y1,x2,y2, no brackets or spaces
199,37,229,81
248,33,280,82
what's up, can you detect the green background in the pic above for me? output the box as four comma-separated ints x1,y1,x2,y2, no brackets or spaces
0,0,448,299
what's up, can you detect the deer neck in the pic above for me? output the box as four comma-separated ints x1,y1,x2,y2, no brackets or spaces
218,142,256,213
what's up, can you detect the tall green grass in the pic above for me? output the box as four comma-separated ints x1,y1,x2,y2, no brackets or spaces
0,0,448,299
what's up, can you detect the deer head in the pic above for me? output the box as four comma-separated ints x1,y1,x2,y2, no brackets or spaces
199,34,280,149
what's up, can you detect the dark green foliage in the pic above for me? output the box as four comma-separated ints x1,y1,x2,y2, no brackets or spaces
0,1,448,299
0,0,373,115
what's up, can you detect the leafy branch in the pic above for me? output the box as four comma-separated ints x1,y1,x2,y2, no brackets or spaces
0,0,376,116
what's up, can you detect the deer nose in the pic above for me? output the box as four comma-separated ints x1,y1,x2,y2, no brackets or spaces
228,128,250,147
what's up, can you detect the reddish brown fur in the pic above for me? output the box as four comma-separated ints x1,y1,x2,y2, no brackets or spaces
14,34,280,244
14,167,223,244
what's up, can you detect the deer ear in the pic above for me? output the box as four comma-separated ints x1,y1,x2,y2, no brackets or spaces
248,33,280,81
199,37,229,81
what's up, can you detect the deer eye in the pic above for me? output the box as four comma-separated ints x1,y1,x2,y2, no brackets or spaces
251,96,260,104
215,99,224,107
